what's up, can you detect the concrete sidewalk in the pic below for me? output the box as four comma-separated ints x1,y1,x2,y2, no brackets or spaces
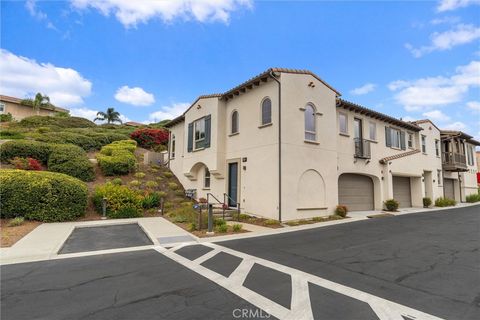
0,217,190,265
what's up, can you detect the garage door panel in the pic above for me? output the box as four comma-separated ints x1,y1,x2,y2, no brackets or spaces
393,176,412,208
338,174,374,211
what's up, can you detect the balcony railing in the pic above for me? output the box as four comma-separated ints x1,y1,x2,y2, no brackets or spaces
442,151,467,171
354,138,371,159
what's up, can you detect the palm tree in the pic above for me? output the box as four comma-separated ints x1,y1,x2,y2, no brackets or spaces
94,107,122,124
20,93,52,115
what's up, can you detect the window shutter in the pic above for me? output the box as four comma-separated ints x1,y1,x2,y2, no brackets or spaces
400,131,406,150
187,122,193,152
385,127,392,147
204,115,211,148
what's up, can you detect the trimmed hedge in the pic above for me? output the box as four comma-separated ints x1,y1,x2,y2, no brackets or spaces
48,144,95,181
465,193,480,203
0,169,88,222
93,183,143,218
435,197,456,207
0,140,94,181
97,140,137,176
31,131,129,151
19,116,95,128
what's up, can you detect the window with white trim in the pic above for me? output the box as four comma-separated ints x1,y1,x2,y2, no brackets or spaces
171,134,176,159
304,104,316,141
0,103,5,114
421,135,427,153
467,145,474,166
204,168,211,188
194,118,205,149
435,139,440,157
408,133,413,148
231,110,239,134
369,121,376,140
261,98,272,125
338,112,347,134
388,128,401,148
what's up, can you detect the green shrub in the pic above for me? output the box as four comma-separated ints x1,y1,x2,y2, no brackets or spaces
47,144,95,182
157,191,167,198
93,183,143,219
435,197,456,207
111,178,123,185
232,224,242,232
134,172,146,179
34,132,100,150
466,193,480,203
8,217,25,227
168,205,197,224
163,171,173,178
142,192,161,209
0,112,13,122
335,205,348,217
19,116,95,128
168,182,179,190
97,140,137,175
0,170,88,221
423,197,432,208
384,199,399,211
0,140,52,163
155,176,163,182
216,224,228,233
187,222,197,232
129,180,141,187
214,218,226,226
0,129,24,139
145,180,158,189
264,219,279,225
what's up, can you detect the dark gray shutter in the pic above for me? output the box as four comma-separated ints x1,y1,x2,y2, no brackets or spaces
187,122,193,152
204,115,211,148
400,131,406,150
385,127,392,147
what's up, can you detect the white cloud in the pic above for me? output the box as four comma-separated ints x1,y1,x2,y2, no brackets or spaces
430,16,460,25
71,0,252,28
388,60,480,111
0,49,92,107
114,85,155,106
400,116,417,122
443,121,468,130
350,83,376,95
406,24,480,58
148,102,189,122
25,0,58,30
466,101,480,112
437,0,480,12
70,107,131,123
422,110,451,122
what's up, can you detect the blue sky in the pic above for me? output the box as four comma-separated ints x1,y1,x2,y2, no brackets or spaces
1,0,479,137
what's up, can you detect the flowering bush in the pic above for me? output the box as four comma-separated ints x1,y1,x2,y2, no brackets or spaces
9,157,43,171
130,128,169,149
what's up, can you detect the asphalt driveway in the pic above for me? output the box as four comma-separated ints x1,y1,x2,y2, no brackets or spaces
220,204,480,320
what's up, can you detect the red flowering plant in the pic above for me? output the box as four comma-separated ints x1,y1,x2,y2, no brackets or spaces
9,157,43,170
130,128,169,150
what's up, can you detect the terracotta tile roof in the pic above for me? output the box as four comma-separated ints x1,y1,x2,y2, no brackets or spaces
411,119,442,132
379,149,421,164
337,99,423,132
441,130,480,146
0,94,69,112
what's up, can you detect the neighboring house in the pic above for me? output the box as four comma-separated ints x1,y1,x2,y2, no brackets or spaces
0,94,69,120
165,68,479,221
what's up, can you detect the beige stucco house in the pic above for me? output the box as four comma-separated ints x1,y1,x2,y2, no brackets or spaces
165,68,479,221
0,94,69,120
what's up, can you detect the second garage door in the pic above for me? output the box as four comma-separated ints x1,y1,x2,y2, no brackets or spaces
393,176,412,207
338,174,374,211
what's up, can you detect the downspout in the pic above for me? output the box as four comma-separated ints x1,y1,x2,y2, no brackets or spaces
269,70,282,222
458,172,462,203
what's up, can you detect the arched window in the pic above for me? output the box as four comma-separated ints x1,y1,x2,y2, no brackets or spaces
261,98,272,125
231,110,239,134
304,104,316,141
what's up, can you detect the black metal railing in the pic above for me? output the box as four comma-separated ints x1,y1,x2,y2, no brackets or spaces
224,193,241,221
354,138,371,159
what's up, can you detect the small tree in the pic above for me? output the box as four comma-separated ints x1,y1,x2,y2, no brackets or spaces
94,108,122,124
21,93,52,115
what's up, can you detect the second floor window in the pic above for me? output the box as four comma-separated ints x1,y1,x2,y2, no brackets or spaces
305,104,316,141
339,113,347,134
408,133,413,148
385,127,404,149
421,135,426,153
171,134,176,158
261,98,272,125
231,110,239,134
467,145,474,166
435,139,440,157
369,122,376,140
194,118,205,149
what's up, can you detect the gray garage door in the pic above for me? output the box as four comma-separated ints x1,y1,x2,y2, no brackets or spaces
338,174,374,211
393,176,412,208
443,178,455,200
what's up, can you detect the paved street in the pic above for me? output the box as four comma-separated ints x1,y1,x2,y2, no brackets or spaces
1,205,479,320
